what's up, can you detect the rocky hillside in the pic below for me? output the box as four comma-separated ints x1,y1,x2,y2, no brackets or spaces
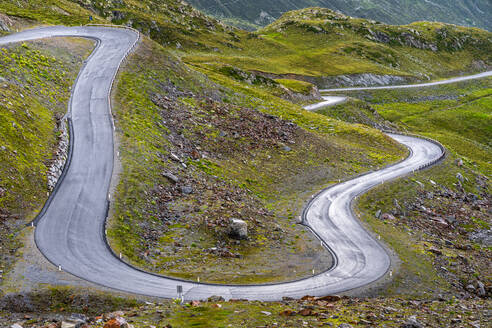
187,0,492,31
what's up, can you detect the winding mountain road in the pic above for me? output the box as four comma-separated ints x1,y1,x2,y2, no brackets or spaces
3,26,485,301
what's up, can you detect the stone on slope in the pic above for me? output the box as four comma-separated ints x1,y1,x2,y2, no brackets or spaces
228,218,248,239
401,315,423,328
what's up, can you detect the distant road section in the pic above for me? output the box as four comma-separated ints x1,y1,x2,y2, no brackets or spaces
304,96,347,111
0,26,467,301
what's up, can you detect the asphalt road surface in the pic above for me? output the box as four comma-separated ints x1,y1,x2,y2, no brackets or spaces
304,96,347,111
2,26,474,301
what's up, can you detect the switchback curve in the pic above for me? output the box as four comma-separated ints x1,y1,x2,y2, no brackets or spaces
0,26,457,301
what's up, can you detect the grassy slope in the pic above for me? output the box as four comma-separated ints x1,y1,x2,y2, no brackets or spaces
0,37,93,287
0,0,104,25
182,8,492,82
375,88,492,175
107,36,406,284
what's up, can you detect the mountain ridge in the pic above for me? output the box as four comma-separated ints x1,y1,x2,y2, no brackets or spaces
186,0,492,31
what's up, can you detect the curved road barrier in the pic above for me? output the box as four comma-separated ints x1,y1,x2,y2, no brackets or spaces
4,27,488,301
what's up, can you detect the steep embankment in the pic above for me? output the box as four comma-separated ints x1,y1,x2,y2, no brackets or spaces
186,0,492,31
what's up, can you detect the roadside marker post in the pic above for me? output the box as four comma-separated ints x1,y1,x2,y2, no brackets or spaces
177,285,184,303
58,265,62,271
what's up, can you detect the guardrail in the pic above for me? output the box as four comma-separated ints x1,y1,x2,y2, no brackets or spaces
381,129,447,171
85,24,141,129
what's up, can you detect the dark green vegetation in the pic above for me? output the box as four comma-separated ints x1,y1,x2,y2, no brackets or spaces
187,0,492,31
0,37,93,287
318,77,491,298
107,36,406,284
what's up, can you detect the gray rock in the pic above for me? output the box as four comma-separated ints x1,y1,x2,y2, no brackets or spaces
229,218,248,239
381,213,395,221
477,281,486,297
466,284,476,292
70,313,88,323
61,322,76,328
162,172,179,184
0,14,12,32
469,230,492,246
10,324,23,328
283,145,292,152
456,173,464,182
170,153,181,162
338,324,353,328
445,215,456,225
401,315,423,328
375,209,382,219
207,295,225,302
181,185,193,194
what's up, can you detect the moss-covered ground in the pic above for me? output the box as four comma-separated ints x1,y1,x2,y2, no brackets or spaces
0,37,93,289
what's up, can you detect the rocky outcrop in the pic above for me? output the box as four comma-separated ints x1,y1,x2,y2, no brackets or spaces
47,118,69,191
252,70,413,90
316,73,409,89
255,11,275,26
0,14,14,32
365,28,438,52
